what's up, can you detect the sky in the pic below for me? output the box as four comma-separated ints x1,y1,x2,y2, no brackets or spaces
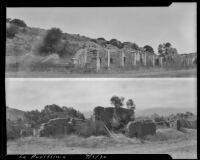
7,3,196,54
6,78,197,113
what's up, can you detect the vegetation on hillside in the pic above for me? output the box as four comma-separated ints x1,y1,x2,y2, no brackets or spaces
7,104,85,139
24,104,85,128
6,18,157,58
6,17,196,75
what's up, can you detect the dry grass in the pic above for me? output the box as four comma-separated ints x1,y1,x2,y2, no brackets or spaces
144,128,197,142
7,128,196,149
8,133,140,149
7,128,197,158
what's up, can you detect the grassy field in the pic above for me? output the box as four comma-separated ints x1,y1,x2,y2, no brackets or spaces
5,68,197,78
7,128,197,159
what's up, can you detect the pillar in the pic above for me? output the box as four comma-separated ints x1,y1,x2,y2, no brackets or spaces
152,55,155,67
84,50,87,64
159,57,163,67
190,58,193,65
121,51,125,67
133,52,136,66
143,52,147,66
136,52,140,62
107,50,110,68
96,50,100,72
187,58,189,66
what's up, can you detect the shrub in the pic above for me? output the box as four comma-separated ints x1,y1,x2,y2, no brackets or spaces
36,28,75,57
109,39,124,49
6,24,19,38
97,37,106,41
144,45,154,53
38,28,63,55
10,19,27,28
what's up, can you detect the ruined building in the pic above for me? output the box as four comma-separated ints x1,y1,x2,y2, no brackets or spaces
72,44,163,71
71,43,196,72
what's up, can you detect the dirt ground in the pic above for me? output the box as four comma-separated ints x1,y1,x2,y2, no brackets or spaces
7,128,197,159
6,68,196,78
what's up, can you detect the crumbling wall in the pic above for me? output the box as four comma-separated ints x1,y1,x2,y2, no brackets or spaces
98,49,109,69
109,50,123,68
73,47,194,71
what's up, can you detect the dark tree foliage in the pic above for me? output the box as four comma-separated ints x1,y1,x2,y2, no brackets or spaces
123,42,139,50
10,18,27,28
42,104,64,113
109,39,124,49
131,43,139,50
38,28,63,55
6,18,11,22
126,99,136,110
144,45,154,53
37,28,74,57
91,39,98,43
6,24,19,38
97,37,106,41
154,116,166,123
24,104,85,128
158,42,178,57
24,110,43,128
165,42,172,48
110,96,124,108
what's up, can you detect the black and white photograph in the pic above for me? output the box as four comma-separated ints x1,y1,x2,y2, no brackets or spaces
6,78,197,158
4,2,197,159
6,3,196,78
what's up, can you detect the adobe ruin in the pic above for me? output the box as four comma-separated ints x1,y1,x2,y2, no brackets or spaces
72,44,196,72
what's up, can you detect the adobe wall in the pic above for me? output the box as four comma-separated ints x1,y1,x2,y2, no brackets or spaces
72,47,181,71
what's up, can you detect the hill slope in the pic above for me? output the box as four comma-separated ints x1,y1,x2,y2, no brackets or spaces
136,107,196,117
6,106,26,121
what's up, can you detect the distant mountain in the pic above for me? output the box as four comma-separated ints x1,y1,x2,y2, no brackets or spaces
136,107,196,117
6,106,26,121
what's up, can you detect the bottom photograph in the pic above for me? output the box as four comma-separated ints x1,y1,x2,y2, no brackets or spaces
5,78,197,158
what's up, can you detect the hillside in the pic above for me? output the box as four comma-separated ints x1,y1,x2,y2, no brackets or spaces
6,26,92,57
6,18,197,78
6,106,26,121
136,107,196,117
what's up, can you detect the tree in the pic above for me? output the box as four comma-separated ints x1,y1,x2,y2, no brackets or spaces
6,24,19,38
126,99,136,110
110,96,124,108
42,104,64,113
144,45,154,53
131,43,139,50
157,42,178,57
10,19,27,28
123,42,139,50
25,104,85,128
6,18,11,22
97,37,106,41
24,110,43,128
109,39,124,49
38,27,63,56
165,42,171,48
158,44,164,56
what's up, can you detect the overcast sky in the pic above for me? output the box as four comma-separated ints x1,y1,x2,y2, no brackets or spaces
7,3,196,53
6,78,197,113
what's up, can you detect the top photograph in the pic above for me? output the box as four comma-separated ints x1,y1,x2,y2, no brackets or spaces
5,3,197,78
